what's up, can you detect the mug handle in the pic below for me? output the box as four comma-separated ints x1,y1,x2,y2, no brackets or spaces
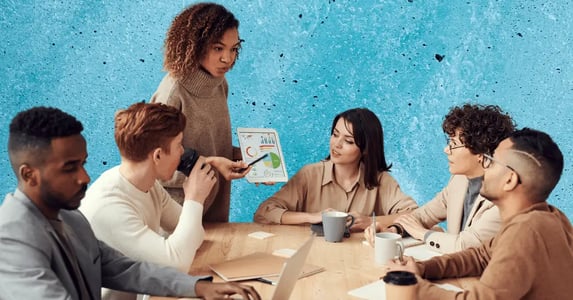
395,241,405,261
345,214,355,229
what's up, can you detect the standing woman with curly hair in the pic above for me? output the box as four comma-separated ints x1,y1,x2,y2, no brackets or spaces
151,3,247,222
365,103,516,254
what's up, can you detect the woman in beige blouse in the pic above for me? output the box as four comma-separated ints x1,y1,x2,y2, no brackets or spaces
253,108,417,231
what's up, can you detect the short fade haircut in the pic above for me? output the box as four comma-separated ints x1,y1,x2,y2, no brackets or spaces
164,2,240,79
508,128,563,201
114,102,186,162
328,108,391,189
8,106,83,173
443,103,515,155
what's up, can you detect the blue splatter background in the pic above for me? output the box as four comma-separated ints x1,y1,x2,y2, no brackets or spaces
1,0,572,222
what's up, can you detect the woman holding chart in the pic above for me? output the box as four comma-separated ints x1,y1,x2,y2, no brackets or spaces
254,108,418,231
151,3,247,222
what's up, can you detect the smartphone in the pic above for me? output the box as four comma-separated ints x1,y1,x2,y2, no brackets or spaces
310,223,324,236
239,153,268,172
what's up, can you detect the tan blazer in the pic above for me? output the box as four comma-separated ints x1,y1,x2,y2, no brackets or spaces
411,175,501,253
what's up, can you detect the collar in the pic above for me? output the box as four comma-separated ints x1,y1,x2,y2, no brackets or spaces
505,201,551,223
12,188,61,227
468,175,484,186
321,160,365,187
179,67,226,97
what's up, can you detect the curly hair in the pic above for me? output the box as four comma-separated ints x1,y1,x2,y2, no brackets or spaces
114,102,186,162
327,108,391,189
8,106,83,171
164,3,240,79
443,103,516,155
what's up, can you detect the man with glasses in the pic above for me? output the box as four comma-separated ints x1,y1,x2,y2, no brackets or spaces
365,104,515,253
387,128,573,299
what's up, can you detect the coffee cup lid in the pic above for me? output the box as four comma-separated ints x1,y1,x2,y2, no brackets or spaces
382,271,417,286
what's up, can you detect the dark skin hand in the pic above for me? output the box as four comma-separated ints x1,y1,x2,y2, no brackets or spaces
194,281,261,300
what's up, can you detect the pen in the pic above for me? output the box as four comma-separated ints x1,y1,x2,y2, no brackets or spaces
255,277,276,285
371,211,376,235
238,153,269,172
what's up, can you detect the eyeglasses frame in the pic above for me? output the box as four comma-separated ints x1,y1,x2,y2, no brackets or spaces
482,153,522,184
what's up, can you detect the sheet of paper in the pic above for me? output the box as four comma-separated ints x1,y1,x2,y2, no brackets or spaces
248,231,275,240
348,280,465,299
273,248,297,258
348,280,386,299
404,244,442,261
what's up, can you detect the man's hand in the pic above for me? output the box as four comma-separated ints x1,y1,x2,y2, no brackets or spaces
385,256,420,276
182,157,217,205
194,281,261,300
395,214,428,240
205,156,250,181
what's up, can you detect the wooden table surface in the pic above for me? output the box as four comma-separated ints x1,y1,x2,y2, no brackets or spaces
151,222,477,299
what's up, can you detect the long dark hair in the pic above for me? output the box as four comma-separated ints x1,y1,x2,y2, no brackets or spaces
327,108,391,189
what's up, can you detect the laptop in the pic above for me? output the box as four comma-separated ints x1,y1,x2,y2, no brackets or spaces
268,235,315,300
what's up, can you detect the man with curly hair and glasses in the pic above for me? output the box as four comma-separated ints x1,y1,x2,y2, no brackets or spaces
366,103,515,253
150,3,247,222
387,128,573,299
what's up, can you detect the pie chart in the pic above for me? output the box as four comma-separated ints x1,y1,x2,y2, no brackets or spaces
263,152,282,169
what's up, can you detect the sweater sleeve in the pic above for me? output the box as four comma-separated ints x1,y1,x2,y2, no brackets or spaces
88,195,204,273
253,166,310,224
416,224,538,299
421,241,490,281
98,239,209,298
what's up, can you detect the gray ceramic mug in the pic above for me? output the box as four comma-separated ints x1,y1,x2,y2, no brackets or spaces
322,211,355,242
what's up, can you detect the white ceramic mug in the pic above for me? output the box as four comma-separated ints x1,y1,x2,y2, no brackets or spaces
374,232,404,265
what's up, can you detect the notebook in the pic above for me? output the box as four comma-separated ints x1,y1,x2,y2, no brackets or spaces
208,235,320,281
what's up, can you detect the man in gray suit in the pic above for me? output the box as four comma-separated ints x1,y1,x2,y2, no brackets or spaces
0,106,260,300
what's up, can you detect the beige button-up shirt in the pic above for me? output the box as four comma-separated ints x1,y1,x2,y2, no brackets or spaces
254,160,417,224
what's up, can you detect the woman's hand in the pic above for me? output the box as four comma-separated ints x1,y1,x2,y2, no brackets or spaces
395,214,428,240
349,211,373,232
205,156,250,181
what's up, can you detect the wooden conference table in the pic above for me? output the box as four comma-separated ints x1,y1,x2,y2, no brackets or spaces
151,222,477,299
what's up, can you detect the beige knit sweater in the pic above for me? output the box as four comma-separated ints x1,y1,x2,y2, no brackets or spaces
150,68,236,222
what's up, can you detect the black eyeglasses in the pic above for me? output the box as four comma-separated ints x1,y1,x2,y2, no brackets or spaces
445,137,465,154
482,153,522,184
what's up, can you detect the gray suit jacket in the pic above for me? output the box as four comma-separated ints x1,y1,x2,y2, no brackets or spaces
0,189,208,300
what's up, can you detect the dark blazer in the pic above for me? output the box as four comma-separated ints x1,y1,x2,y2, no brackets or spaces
0,189,208,300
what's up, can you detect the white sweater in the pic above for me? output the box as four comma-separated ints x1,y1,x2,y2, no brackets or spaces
80,166,204,271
